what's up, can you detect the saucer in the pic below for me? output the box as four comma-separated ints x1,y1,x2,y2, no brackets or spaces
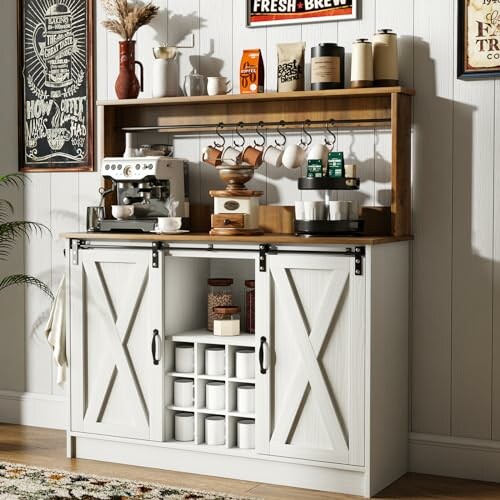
150,229,190,235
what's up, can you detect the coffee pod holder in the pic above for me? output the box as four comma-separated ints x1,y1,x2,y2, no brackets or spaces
295,176,364,237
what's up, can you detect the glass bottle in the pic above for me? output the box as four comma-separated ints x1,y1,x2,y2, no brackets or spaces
207,278,233,331
245,280,255,333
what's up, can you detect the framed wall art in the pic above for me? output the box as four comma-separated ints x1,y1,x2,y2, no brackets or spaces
247,0,358,28
458,0,500,79
18,0,94,172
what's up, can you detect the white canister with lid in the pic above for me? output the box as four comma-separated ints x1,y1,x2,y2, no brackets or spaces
205,345,225,376
373,29,399,86
235,349,255,379
351,39,373,88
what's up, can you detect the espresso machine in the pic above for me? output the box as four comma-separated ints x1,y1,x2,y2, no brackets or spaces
99,156,188,232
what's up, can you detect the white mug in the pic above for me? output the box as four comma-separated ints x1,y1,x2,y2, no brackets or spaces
222,146,242,166
205,415,225,445
235,349,255,379
303,201,326,221
263,145,284,168
173,378,194,408
156,217,182,232
205,346,225,376
237,385,255,414
329,201,351,221
207,76,232,96
294,201,305,221
206,381,225,410
112,205,134,220
237,419,255,449
281,143,306,169
175,344,194,374
174,412,194,441
307,143,329,167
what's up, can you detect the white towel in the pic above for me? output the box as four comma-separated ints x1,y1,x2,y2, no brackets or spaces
44,275,67,385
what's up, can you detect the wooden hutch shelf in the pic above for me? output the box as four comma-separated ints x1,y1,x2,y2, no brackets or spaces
97,86,414,237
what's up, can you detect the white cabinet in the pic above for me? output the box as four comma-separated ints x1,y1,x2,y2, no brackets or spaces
256,253,365,466
69,247,164,440
66,239,409,497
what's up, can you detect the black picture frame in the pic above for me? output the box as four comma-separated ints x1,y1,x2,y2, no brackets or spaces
458,0,500,80
18,0,94,172
247,0,358,28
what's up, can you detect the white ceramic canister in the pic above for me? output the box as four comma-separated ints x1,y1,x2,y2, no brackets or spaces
152,59,169,98
205,415,225,445
373,29,399,86
237,384,255,414
175,344,194,374
174,412,194,442
235,349,255,379
205,346,225,376
351,39,373,88
237,419,255,449
205,381,225,410
173,378,194,408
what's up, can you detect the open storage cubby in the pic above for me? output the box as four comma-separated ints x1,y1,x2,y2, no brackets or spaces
164,337,256,451
161,251,257,452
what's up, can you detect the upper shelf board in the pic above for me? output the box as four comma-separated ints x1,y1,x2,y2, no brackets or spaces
96,87,416,108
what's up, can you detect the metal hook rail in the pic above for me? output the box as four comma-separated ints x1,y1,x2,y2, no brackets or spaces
122,117,390,133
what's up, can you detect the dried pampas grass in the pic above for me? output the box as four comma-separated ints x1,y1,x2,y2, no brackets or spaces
101,0,159,40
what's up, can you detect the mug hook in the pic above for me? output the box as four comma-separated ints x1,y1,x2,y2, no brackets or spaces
324,119,337,150
214,122,225,148
300,119,313,148
275,120,287,147
254,121,266,148
233,122,246,148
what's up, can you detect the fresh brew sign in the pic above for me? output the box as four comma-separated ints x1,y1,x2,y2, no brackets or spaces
247,0,357,27
458,0,500,78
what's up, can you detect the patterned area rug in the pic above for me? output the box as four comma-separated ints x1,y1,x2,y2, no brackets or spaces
0,462,260,500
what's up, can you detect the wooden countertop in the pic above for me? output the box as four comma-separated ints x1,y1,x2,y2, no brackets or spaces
62,232,412,246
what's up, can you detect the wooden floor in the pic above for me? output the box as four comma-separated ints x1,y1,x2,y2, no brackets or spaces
1,425,500,499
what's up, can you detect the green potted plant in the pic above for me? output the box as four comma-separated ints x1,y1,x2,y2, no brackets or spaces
0,174,52,298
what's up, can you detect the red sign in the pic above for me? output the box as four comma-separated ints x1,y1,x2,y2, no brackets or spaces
247,0,357,27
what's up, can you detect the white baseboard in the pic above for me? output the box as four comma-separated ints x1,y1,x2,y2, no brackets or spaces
410,432,500,483
0,391,65,430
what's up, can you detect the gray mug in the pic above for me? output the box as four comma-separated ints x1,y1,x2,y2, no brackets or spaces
86,206,104,232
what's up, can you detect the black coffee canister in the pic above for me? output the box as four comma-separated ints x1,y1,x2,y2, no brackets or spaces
311,43,345,90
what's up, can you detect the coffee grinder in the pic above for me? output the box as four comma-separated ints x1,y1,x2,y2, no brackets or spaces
209,165,263,236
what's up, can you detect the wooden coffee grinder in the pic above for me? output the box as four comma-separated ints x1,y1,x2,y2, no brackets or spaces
209,165,263,236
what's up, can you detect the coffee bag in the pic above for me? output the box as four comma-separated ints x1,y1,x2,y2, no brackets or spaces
277,42,305,92
240,49,264,94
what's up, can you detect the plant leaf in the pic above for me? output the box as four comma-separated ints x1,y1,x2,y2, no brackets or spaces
0,173,28,190
0,221,51,241
0,199,14,222
0,274,53,300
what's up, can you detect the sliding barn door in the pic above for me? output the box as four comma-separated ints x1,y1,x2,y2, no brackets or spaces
256,253,365,466
70,248,164,441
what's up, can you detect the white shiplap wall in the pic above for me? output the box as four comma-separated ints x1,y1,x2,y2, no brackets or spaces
3,0,500,477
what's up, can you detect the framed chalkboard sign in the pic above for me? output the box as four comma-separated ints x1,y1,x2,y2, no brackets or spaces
18,0,94,172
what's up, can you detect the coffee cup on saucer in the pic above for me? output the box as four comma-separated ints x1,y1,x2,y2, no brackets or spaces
155,217,182,233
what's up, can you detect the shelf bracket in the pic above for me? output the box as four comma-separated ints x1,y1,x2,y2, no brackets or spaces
152,242,161,268
259,244,273,272
354,246,366,276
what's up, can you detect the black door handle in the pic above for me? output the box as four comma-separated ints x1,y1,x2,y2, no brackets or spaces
259,336,269,374
151,329,160,365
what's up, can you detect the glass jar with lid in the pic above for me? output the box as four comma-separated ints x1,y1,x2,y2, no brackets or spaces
245,280,255,333
207,278,233,331
213,306,241,336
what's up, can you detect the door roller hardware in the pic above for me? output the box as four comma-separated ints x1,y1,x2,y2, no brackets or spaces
259,244,277,272
152,242,162,268
354,246,366,276
71,239,81,266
